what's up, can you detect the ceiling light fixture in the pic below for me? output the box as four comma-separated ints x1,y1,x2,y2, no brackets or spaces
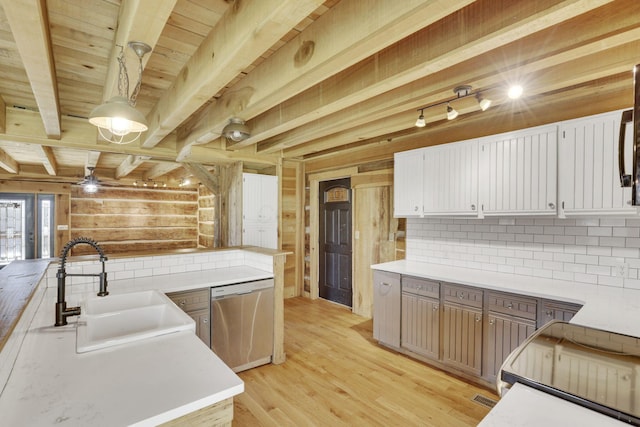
81,167,99,193
133,179,166,188
89,41,151,144
221,118,251,142
507,84,524,99
414,84,491,127
415,109,426,127
446,103,458,120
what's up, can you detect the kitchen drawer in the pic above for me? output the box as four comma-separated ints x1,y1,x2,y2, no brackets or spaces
166,288,210,312
442,283,483,308
487,291,537,321
401,276,439,299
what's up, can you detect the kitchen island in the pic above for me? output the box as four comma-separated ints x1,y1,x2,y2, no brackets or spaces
0,247,288,426
372,260,640,426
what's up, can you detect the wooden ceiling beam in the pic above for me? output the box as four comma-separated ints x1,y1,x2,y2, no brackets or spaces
177,0,475,152
279,2,640,158
285,40,639,158
183,163,219,194
0,148,19,174
115,155,149,179
254,0,614,154
144,162,183,180
1,0,60,138
102,0,177,102
85,151,101,177
0,96,5,134
141,0,325,149
38,145,57,175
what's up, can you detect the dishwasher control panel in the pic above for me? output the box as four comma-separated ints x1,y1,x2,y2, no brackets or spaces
211,278,274,298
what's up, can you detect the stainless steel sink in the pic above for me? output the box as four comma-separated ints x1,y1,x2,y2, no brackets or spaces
76,290,195,353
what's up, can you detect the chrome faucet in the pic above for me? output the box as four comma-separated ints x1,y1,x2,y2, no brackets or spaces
55,237,109,326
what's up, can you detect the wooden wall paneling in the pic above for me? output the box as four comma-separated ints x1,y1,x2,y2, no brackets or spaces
352,179,394,318
54,193,69,256
198,185,215,248
218,162,243,247
280,160,303,298
69,186,199,255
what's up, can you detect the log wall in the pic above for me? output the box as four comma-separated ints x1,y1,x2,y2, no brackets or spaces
70,186,199,255
198,186,215,248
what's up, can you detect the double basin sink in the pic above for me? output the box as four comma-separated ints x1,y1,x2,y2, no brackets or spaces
76,290,195,353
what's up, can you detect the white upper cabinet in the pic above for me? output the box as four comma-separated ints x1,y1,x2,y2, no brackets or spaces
394,149,424,217
423,139,479,216
558,109,637,217
242,173,278,249
479,124,558,216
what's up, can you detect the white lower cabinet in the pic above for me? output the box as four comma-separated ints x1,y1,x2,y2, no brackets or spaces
558,109,637,217
372,271,401,348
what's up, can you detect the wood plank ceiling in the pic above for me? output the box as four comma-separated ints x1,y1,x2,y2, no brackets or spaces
0,0,637,187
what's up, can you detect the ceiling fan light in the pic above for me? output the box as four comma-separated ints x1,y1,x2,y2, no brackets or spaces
222,118,250,142
83,182,98,193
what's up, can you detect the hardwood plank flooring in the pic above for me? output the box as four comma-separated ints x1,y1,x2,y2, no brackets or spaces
234,297,497,426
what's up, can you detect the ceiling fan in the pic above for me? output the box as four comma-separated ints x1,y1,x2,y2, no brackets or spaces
77,167,101,193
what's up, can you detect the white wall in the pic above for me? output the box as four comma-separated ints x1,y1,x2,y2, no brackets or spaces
406,217,640,289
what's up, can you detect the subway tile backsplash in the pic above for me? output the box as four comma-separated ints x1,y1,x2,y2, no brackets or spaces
406,217,640,289
45,249,274,294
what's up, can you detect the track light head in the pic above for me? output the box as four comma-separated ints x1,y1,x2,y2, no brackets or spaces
476,93,491,111
415,110,426,127
446,104,458,120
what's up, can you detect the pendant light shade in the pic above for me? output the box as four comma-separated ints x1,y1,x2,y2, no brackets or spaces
222,118,251,142
446,104,458,120
89,96,148,143
89,41,151,144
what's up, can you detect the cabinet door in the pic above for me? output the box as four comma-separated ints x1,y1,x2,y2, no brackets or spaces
401,293,439,360
191,308,211,347
537,299,582,328
423,139,479,216
442,302,483,375
558,110,637,217
394,149,424,217
372,271,401,348
484,312,536,383
480,124,557,215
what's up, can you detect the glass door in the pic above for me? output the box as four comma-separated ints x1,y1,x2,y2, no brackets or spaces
0,193,55,266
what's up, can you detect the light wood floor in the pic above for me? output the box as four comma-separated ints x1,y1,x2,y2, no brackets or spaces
234,297,497,426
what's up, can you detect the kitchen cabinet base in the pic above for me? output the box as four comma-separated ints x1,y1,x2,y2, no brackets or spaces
159,397,233,427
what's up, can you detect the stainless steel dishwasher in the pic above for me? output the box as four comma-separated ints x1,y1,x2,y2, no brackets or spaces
210,278,274,372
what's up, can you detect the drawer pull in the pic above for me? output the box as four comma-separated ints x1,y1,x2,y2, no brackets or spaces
458,292,465,299
433,305,439,311
489,319,495,325
475,315,481,322
180,300,186,306
507,303,513,310
203,318,208,324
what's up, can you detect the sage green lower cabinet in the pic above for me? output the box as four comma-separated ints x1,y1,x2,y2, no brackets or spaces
373,271,401,348
483,291,538,383
166,288,211,347
400,276,440,360
442,284,483,376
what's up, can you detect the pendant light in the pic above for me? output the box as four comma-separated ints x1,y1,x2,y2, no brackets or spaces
89,42,151,144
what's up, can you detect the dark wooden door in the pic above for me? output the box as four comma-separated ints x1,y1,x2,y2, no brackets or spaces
319,178,352,307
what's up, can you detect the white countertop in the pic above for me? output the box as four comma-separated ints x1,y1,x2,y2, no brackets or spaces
0,265,273,426
372,260,640,426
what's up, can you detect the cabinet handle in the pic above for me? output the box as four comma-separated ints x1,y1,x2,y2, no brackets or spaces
414,206,419,212
546,310,553,317
475,315,481,322
489,319,495,325
458,292,464,299
507,303,513,310
433,305,439,311
180,300,186,306
548,202,555,209
471,204,476,211
203,318,208,324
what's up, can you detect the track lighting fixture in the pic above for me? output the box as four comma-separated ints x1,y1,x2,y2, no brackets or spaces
133,179,165,188
446,104,458,120
413,84,493,127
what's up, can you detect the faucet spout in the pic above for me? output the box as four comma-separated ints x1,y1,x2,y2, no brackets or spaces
55,237,109,326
